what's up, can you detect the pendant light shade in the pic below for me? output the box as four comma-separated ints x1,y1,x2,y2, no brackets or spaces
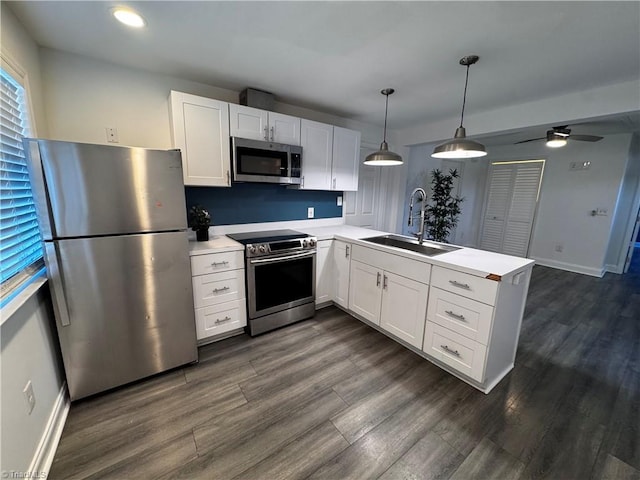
432,55,487,159
364,88,403,166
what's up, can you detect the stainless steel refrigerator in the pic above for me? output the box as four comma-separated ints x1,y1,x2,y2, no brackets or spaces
24,139,198,401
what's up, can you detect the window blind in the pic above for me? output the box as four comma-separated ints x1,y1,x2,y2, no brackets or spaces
0,67,44,304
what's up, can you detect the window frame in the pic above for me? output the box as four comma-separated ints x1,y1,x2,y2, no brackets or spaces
1,50,46,311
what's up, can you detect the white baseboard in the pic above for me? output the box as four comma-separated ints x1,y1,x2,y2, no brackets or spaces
532,257,605,277
28,382,69,475
605,263,624,274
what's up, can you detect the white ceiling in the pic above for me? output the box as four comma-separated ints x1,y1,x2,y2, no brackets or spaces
6,1,640,133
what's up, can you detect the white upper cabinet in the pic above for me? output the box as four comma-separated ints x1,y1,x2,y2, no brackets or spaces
332,126,360,191
229,104,301,145
300,121,360,191
300,119,333,190
169,91,231,187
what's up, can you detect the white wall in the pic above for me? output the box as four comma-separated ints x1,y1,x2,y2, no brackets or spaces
400,143,489,247
605,133,640,272
1,286,65,473
1,4,65,474
396,79,640,147
486,134,633,276
40,48,385,149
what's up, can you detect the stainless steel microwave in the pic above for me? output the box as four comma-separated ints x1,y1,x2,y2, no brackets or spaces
231,137,302,185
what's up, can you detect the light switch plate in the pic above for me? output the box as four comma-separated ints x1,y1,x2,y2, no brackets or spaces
337,196,343,206
307,207,314,218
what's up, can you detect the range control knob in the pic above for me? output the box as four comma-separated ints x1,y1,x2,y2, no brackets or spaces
302,239,309,247
259,245,267,253
248,245,256,254
309,238,316,247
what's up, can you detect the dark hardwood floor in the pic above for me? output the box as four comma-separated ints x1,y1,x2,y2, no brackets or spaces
49,259,640,480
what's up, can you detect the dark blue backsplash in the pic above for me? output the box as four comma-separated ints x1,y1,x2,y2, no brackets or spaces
185,183,342,225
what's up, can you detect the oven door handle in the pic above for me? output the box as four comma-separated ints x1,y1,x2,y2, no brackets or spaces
250,251,316,264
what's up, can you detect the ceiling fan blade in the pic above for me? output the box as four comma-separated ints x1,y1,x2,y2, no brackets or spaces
515,137,545,144
571,134,603,142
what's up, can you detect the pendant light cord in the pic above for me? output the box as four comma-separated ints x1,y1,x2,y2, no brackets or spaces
459,65,470,128
383,93,389,143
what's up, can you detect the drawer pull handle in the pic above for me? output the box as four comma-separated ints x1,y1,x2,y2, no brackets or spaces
215,316,232,324
449,280,470,290
211,261,230,267
376,272,381,287
212,286,230,293
445,310,466,321
441,345,461,357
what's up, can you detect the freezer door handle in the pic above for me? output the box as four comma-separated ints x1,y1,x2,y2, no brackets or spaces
44,243,71,326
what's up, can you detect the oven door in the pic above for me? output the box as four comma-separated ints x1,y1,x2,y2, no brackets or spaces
247,250,316,318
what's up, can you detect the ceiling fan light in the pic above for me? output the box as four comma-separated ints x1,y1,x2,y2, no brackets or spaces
546,131,567,148
364,141,404,166
432,127,487,159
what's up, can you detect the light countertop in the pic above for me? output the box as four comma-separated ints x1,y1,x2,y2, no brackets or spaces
188,224,534,279
188,235,243,256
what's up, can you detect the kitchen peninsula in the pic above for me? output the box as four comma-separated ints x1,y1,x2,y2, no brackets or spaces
192,224,534,393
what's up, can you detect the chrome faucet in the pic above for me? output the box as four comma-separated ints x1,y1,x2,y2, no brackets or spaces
408,187,427,245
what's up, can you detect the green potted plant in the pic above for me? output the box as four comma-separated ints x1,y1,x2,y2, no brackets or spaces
189,205,211,241
425,168,463,243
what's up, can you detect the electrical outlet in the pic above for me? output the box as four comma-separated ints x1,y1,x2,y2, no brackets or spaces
106,127,119,143
307,207,314,219
596,208,608,216
23,380,35,414
555,243,564,253
337,196,343,207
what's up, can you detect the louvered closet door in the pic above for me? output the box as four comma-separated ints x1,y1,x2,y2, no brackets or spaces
480,161,544,257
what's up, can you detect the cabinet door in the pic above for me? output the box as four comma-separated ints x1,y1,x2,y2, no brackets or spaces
229,104,268,141
316,240,333,305
380,271,428,348
349,260,382,325
169,91,231,187
332,126,361,191
333,240,351,308
269,112,301,145
300,119,333,190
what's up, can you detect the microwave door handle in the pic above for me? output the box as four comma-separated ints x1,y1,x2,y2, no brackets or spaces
250,251,316,265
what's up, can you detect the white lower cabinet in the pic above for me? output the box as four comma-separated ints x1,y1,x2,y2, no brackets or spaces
316,240,333,306
333,240,351,308
379,271,429,349
348,245,430,349
348,260,382,324
190,251,247,343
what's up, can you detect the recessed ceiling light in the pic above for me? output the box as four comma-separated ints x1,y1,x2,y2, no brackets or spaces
112,7,146,28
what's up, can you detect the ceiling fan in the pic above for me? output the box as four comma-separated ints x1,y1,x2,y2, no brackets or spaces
515,126,603,147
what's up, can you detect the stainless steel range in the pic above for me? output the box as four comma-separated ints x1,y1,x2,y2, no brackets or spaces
227,229,317,336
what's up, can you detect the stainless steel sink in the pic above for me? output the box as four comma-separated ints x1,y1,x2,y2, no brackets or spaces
361,234,461,257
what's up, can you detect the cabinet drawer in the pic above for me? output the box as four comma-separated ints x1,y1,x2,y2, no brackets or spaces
431,265,498,305
192,269,245,308
351,244,431,284
427,287,494,345
191,250,244,276
195,299,247,340
423,322,487,382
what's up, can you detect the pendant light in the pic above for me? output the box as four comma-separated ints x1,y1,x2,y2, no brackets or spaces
432,55,487,159
364,88,403,166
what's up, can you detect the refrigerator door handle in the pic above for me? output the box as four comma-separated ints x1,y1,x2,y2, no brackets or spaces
44,243,71,326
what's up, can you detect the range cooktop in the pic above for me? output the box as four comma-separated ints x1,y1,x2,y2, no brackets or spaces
227,229,309,245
